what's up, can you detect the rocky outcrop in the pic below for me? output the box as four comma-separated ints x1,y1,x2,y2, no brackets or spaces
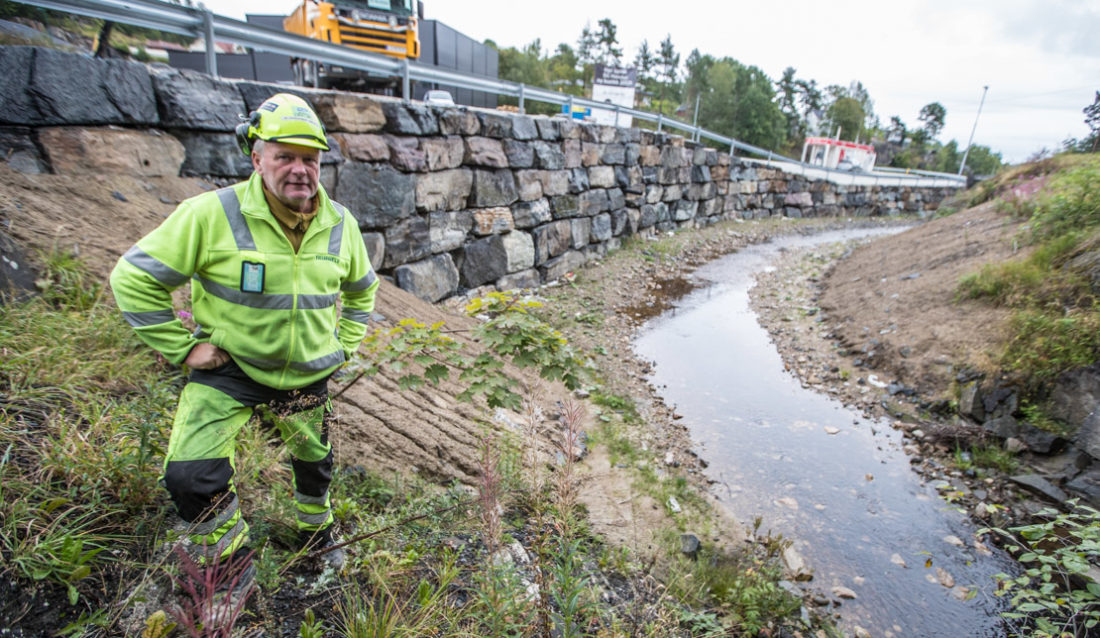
0,46,961,304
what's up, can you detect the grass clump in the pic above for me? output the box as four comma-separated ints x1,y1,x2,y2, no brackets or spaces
956,155,1100,398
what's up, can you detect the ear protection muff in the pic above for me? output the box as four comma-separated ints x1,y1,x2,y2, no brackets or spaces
235,110,263,157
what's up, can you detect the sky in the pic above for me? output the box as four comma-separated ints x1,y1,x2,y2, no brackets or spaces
217,0,1100,164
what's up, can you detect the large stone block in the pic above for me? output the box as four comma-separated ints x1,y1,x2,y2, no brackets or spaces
464,137,509,167
581,142,601,167
473,207,514,235
502,231,535,272
362,232,385,270
395,254,459,303
1,48,158,126
558,119,581,139
515,170,544,201
535,117,560,141
672,200,698,221
540,170,570,196
461,235,508,287
531,141,565,170
497,268,541,291
0,127,46,174
540,249,586,282
503,139,534,168
438,109,480,136
567,167,590,194
469,169,518,207
609,208,628,236
588,165,616,188
578,189,610,215
177,131,253,177
563,139,582,168
429,210,473,253
512,199,552,229
478,111,513,138
422,136,464,170
785,191,813,207
550,194,579,218
338,162,416,228
687,182,717,201
383,215,431,268
152,67,243,130
607,188,626,211
601,143,626,165
691,165,712,183
386,135,427,172
332,133,389,162
532,220,572,264
382,101,439,135
416,168,473,212
40,127,184,177
511,115,538,140
309,92,386,132
570,217,591,248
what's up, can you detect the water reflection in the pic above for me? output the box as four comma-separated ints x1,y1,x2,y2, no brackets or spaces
634,229,1013,637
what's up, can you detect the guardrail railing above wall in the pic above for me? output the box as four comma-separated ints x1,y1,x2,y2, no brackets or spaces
12,0,966,188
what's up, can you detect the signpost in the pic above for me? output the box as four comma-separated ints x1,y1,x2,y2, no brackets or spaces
590,64,636,127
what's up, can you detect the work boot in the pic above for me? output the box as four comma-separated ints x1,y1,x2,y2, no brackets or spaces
298,526,345,570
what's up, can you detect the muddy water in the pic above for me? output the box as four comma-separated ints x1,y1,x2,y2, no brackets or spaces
634,228,1014,637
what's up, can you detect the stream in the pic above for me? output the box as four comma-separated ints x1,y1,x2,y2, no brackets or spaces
634,228,1015,637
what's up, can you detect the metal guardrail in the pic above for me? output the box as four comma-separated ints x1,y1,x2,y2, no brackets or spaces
13,0,966,188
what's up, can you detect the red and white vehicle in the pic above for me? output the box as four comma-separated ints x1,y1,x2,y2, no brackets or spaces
801,136,876,172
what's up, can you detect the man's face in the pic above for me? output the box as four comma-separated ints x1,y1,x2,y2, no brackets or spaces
252,140,321,211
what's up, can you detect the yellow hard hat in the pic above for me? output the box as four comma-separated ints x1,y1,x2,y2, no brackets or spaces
235,93,328,155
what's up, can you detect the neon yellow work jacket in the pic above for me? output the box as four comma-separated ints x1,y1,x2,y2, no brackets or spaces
110,172,379,390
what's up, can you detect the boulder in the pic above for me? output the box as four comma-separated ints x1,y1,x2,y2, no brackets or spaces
421,136,465,170
501,231,535,272
567,167,590,194
539,170,570,196
497,268,541,291
394,254,459,303
472,207,514,235
0,229,36,298
383,215,431,268
39,127,184,177
539,249,586,282
502,139,534,168
464,137,509,168
415,168,473,213
151,67,243,130
438,109,480,136
361,232,385,270
469,169,518,207
1078,410,1100,461
511,115,538,140
385,135,427,172
511,199,552,229
549,194,579,219
578,189,609,215
332,133,390,162
338,162,416,228
461,235,508,287
428,210,473,253
1,47,158,126
393,101,440,135
1049,364,1100,428
176,131,252,178
0,127,47,173
532,220,572,264
535,117,560,141
958,382,984,422
514,170,544,201
588,165,616,188
601,143,626,165
570,217,591,248
591,213,612,242
477,111,513,138
1009,474,1069,504
309,92,386,132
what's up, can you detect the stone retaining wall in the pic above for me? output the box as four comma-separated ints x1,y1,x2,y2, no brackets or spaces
0,46,960,302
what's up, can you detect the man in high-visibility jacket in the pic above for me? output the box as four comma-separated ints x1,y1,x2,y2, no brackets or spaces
111,93,377,581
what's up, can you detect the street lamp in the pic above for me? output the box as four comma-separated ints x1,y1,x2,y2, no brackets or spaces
958,85,989,176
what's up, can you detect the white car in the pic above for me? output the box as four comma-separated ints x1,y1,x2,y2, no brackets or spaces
424,90,455,106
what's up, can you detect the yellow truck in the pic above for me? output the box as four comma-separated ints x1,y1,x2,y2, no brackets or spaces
284,0,420,91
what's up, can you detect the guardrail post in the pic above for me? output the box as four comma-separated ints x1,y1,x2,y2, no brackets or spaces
614,104,620,127
401,58,410,101
657,113,663,133
201,6,217,77
567,94,574,119
518,83,525,114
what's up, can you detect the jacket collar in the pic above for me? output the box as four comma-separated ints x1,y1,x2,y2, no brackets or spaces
239,172,339,229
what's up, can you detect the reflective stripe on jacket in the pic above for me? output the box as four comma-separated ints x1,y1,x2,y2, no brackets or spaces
110,172,379,390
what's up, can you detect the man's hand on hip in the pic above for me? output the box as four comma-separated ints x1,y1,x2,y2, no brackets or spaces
185,342,231,370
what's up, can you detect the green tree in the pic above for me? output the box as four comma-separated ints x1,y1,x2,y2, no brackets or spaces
886,115,907,144
931,139,960,173
1084,90,1100,152
634,39,655,82
918,102,946,140
595,18,622,66
826,97,865,141
961,144,1003,174
683,49,714,107
776,67,800,142
656,34,680,112
695,58,785,151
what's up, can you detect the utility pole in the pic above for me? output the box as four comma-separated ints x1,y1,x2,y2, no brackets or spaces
958,85,989,176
